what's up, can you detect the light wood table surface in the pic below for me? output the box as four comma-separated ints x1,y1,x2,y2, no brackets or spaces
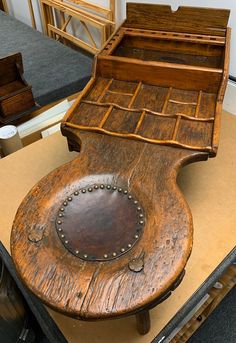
0,111,235,343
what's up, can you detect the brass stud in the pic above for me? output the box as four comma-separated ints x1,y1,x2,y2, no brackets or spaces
58,228,62,232
61,234,65,238
57,220,62,225
74,191,79,196
68,197,72,201
123,190,128,194
128,195,132,199
139,220,144,225
84,254,88,258
88,187,93,192
118,188,122,192
63,201,68,206
65,240,68,244
59,213,63,217
104,254,108,258
60,207,64,212
134,200,138,205
100,184,104,189
128,244,132,248
139,214,144,218
94,185,99,189
112,186,117,190
106,185,111,189
134,234,139,239
75,250,79,254
137,206,141,211
82,189,86,193
121,248,125,252
112,252,117,257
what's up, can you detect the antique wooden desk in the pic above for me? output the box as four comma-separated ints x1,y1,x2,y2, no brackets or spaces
0,110,235,342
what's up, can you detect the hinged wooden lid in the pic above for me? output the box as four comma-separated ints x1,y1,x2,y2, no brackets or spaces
124,4,230,37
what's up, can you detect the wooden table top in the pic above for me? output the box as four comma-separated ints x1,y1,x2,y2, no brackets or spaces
0,111,235,342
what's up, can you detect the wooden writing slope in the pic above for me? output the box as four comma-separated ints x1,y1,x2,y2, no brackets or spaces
11,4,230,336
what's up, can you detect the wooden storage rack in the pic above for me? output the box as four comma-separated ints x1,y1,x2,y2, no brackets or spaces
40,0,116,54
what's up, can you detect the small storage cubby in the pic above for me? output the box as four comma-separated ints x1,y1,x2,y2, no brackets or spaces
112,34,224,69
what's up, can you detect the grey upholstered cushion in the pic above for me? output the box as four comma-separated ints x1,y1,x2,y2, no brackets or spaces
0,10,93,105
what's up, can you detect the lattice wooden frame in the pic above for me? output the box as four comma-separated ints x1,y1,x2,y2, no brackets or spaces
40,0,115,54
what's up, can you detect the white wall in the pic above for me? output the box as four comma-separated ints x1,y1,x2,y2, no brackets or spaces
7,0,43,31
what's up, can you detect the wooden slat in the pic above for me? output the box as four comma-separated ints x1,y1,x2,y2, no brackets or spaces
80,20,97,48
172,115,181,140
124,4,230,37
124,28,226,46
101,30,125,56
48,24,99,54
134,110,146,134
97,56,223,93
52,0,115,26
128,82,142,108
1,0,9,13
212,28,231,154
110,0,115,22
195,91,202,118
81,100,215,123
97,79,113,102
41,0,107,29
169,100,197,106
162,87,172,113
99,105,113,127
28,0,37,29
65,121,213,153
61,14,72,31
107,90,133,96
61,0,111,17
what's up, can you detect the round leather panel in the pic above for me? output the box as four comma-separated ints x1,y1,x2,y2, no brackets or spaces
55,184,145,261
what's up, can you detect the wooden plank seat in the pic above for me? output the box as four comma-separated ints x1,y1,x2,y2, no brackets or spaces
10,3,230,335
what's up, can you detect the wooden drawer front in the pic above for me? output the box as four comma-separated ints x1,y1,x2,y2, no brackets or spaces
0,90,35,118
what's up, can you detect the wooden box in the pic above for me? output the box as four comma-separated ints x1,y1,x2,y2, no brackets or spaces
0,53,36,124
63,4,230,157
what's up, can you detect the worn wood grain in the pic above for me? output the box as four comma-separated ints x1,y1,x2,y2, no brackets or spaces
124,3,230,37
11,3,230,335
11,129,208,319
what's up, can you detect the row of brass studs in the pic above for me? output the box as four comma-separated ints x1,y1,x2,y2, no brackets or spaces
56,184,145,260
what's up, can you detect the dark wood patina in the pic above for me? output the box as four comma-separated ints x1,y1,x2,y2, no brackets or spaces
11,3,230,335
0,53,37,124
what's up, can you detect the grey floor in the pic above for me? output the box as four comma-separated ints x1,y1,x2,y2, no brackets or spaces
188,286,236,343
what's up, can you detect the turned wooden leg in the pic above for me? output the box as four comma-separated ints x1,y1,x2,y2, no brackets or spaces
135,310,151,335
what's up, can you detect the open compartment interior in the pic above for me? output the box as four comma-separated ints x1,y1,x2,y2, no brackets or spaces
112,34,225,69
68,77,217,152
